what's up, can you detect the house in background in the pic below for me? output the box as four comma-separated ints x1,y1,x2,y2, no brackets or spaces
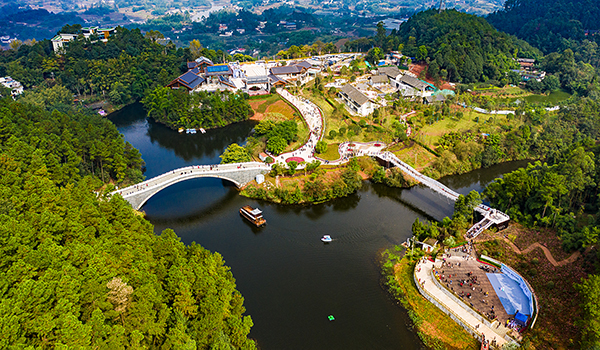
0,76,24,96
187,56,214,72
377,66,403,88
369,75,389,88
242,63,271,95
166,71,205,91
418,238,438,253
338,84,377,116
270,64,309,83
51,26,116,53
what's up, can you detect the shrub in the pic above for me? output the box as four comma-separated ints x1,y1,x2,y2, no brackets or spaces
287,161,298,175
315,140,327,154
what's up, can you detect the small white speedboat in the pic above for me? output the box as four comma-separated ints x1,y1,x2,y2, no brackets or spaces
321,235,332,243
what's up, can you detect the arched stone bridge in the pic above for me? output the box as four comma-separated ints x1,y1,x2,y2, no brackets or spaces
113,162,271,210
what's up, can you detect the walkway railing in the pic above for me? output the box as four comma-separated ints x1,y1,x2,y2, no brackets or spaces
114,162,270,198
377,152,510,238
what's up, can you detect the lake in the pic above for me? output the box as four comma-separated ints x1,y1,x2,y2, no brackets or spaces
110,103,527,349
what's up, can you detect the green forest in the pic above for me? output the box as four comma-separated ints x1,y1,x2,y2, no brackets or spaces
0,93,257,347
394,10,538,83
141,88,253,130
0,25,188,106
0,96,144,186
487,0,600,54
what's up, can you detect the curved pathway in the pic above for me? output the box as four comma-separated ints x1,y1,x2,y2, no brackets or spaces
477,234,580,267
269,89,325,167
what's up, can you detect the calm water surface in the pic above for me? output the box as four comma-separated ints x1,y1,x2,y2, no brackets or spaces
110,104,527,349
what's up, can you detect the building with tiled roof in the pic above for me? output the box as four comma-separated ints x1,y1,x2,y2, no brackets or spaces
338,84,377,116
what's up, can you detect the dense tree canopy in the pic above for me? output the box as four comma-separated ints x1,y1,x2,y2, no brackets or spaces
142,88,253,130
487,0,600,54
392,9,539,83
0,95,256,348
253,119,298,156
0,98,144,186
0,26,188,105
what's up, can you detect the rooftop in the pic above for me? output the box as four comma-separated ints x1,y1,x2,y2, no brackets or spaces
340,84,370,106
399,74,430,91
270,65,305,75
378,66,401,78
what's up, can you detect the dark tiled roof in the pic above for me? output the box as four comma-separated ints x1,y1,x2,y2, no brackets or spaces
169,71,204,90
187,76,204,89
295,61,312,69
180,71,200,85
378,66,401,78
190,67,201,74
270,65,305,75
187,61,199,69
370,75,389,84
399,75,429,90
340,84,370,106
269,74,288,85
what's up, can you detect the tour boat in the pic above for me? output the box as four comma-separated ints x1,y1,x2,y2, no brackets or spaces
321,235,332,242
240,205,266,227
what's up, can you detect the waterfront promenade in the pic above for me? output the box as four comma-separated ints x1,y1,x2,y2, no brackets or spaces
415,256,513,348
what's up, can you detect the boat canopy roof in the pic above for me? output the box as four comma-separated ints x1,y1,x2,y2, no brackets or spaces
250,208,262,215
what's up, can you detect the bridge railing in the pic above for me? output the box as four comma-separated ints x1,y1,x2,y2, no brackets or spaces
377,152,510,224
114,162,271,196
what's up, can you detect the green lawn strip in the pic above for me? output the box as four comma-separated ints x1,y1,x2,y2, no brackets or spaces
392,142,438,171
387,255,479,350
417,110,518,149
316,143,341,161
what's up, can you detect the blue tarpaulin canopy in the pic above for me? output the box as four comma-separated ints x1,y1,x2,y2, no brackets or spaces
515,312,528,326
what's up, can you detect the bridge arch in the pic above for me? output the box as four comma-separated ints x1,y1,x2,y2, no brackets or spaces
114,162,270,210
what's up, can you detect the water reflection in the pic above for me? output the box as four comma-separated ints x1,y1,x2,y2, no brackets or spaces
111,104,528,350
109,102,257,177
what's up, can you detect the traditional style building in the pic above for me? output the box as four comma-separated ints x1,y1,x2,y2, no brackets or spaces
338,84,377,116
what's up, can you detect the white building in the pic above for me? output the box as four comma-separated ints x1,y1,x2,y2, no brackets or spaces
0,76,23,96
51,26,116,53
338,84,377,117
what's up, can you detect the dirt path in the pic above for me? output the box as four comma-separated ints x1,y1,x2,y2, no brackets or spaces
476,233,580,267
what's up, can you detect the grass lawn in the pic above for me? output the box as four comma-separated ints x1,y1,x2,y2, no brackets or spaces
390,256,479,350
249,94,297,118
316,143,340,161
389,141,438,172
521,90,571,104
416,108,519,149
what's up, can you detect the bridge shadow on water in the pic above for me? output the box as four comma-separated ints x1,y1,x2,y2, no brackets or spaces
142,178,242,226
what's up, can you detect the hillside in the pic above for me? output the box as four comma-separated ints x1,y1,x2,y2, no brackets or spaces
0,96,257,349
487,0,600,53
393,9,539,83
